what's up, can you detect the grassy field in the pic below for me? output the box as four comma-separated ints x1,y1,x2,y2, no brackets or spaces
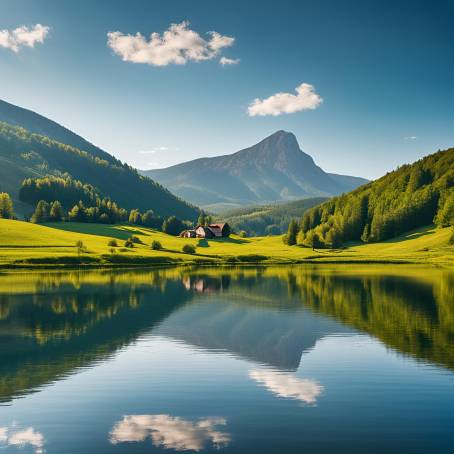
0,219,452,268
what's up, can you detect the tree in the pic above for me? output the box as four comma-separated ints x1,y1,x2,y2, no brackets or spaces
285,219,299,246
304,230,322,250
434,190,454,227
151,240,162,250
142,210,162,228
124,238,134,248
68,202,87,222
31,200,50,223
129,209,142,225
49,201,64,222
325,228,342,248
0,193,14,219
162,216,183,236
75,240,85,255
361,223,370,243
197,213,206,226
182,244,196,254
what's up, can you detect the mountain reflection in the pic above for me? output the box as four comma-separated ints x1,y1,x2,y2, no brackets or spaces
0,266,453,404
109,415,230,451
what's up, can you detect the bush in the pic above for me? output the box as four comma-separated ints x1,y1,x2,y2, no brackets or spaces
130,235,142,244
75,240,85,255
124,239,134,248
151,240,162,250
239,230,248,238
182,244,196,254
108,239,118,247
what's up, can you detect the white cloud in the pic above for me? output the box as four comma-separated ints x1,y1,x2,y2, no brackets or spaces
139,146,172,154
107,21,235,67
404,136,417,140
249,369,324,405
248,82,322,117
0,24,49,52
110,414,230,451
219,56,240,66
0,426,45,454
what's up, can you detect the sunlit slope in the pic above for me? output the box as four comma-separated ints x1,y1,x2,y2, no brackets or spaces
0,219,452,266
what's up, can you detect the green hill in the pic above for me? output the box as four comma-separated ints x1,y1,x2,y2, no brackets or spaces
0,219,452,267
220,197,328,236
298,147,454,247
0,121,198,220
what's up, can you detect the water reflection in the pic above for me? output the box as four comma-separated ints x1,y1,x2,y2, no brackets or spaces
249,369,324,404
0,266,453,405
109,415,230,451
0,425,44,454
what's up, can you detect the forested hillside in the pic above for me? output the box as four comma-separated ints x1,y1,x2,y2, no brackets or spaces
220,197,327,236
0,99,117,164
297,147,454,247
0,122,198,220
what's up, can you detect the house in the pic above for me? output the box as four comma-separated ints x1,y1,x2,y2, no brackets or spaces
194,222,231,239
180,230,197,238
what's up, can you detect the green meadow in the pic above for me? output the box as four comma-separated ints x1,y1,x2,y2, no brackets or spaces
0,218,452,268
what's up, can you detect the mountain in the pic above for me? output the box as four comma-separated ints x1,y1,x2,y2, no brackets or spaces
0,99,116,164
220,197,328,236
299,147,454,247
143,131,368,210
0,100,198,219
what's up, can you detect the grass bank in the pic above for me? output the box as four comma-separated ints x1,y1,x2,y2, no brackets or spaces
0,219,452,268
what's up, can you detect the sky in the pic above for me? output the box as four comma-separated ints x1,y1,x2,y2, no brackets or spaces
0,0,453,179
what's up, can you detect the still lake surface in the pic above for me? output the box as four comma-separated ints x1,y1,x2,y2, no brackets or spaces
0,265,453,453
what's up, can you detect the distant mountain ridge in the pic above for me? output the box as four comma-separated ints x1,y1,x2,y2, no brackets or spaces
143,130,368,210
0,100,198,219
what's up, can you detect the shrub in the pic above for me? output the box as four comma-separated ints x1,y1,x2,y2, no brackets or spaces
151,240,162,250
130,235,142,244
124,239,134,248
239,230,248,238
182,244,196,254
75,240,85,255
108,239,118,247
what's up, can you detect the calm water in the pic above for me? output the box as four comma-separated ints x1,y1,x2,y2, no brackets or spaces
0,265,454,453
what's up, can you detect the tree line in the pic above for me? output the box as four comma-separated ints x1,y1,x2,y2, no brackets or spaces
283,147,454,248
0,187,193,236
0,121,198,219
29,198,192,234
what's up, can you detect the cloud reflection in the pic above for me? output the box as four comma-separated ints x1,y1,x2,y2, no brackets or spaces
109,414,230,451
249,369,324,404
0,426,44,454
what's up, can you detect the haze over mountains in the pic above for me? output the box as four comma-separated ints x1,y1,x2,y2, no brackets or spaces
143,130,368,211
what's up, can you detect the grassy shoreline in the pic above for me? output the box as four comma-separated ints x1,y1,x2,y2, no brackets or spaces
0,219,452,269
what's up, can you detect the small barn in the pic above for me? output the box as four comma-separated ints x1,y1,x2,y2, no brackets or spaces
207,223,231,238
180,230,197,238
194,223,231,239
195,225,215,238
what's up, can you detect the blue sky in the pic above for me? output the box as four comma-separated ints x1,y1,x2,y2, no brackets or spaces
0,0,452,179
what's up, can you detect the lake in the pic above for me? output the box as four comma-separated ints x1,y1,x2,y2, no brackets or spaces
0,265,453,453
